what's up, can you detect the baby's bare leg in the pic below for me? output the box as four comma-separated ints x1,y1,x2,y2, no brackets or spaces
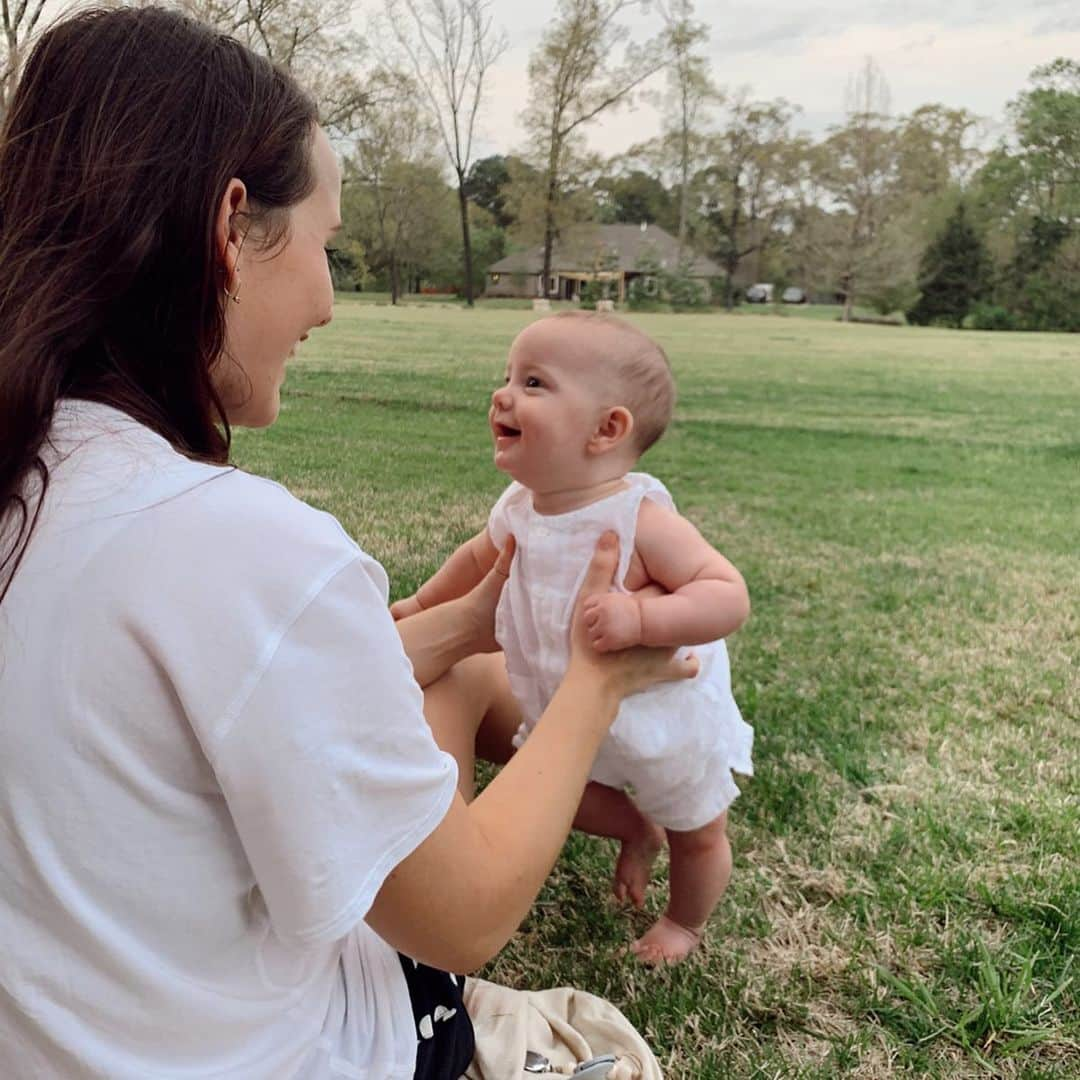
573,783,664,908
632,812,731,965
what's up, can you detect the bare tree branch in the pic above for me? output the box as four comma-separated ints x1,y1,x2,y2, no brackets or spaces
0,0,45,122
382,0,507,305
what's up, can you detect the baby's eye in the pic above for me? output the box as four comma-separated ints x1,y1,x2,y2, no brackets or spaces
525,376,542,388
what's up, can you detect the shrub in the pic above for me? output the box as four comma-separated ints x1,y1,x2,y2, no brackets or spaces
663,266,708,309
968,304,1019,331
866,281,919,319
1015,271,1080,333
578,279,606,309
627,272,664,310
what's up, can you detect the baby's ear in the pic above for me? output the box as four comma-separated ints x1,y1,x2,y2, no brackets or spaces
588,406,634,456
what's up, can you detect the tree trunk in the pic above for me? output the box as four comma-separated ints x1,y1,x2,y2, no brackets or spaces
841,274,853,322
390,256,400,305
542,171,559,300
541,130,562,299
457,173,475,307
677,88,689,262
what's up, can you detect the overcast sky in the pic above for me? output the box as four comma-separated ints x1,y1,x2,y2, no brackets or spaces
469,0,1080,159
36,1,1080,159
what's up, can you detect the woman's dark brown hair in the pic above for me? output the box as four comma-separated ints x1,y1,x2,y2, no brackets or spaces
0,5,318,600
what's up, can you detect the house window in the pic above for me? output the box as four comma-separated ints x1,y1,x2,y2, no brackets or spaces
491,273,500,283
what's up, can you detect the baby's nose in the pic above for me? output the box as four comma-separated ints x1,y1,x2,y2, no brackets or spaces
491,384,511,408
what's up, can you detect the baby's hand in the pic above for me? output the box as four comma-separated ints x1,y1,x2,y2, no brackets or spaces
389,594,424,621
582,592,643,652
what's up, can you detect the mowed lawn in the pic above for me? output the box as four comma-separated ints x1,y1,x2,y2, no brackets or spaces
233,297,1079,1078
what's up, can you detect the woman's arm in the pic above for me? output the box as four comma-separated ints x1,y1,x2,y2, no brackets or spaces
366,533,698,972
582,500,750,652
390,529,499,620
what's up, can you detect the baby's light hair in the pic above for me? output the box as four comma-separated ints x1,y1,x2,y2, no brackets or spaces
549,310,676,455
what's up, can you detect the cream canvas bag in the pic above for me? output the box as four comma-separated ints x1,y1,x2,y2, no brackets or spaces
463,978,664,1080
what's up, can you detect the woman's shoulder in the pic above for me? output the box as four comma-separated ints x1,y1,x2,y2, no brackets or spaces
154,466,383,601
50,401,380,601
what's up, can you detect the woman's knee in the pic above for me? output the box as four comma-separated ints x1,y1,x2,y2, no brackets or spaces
423,654,517,789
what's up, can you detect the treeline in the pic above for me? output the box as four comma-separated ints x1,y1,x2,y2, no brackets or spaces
350,45,1079,332
4,3,1075,328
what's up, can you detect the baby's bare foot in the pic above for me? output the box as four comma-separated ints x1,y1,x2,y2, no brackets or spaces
612,821,664,908
630,915,704,966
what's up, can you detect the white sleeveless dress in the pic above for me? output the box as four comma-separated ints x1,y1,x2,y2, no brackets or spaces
487,472,753,832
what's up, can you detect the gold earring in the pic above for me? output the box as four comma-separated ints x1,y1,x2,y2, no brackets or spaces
224,276,241,305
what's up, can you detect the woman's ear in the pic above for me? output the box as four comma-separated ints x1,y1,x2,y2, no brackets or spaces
587,406,634,456
214,178,249,295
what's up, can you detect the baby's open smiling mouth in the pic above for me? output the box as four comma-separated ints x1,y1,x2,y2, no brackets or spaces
495,423,521,437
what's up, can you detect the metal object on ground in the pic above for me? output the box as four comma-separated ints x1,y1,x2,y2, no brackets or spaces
524,1050,551,1073
572,1054,617,1079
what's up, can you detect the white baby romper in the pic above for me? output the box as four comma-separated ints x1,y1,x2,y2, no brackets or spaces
488,472,753,832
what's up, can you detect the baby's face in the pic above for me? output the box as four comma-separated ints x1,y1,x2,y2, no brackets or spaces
489,320,614,491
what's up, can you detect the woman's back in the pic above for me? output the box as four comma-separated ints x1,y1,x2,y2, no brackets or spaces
0,401,454,1077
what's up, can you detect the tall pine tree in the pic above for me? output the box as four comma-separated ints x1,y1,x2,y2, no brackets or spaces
907,202,993,328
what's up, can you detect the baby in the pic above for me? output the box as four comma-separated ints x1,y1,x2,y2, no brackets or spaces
392,311,753,964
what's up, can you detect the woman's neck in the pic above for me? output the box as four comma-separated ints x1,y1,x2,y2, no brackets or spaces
530,475,630,516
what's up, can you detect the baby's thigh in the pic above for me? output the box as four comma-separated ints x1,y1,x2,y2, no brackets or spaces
623,754,738,834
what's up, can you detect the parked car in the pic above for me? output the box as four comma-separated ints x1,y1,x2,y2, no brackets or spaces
745,283,774,303
781,286,808,304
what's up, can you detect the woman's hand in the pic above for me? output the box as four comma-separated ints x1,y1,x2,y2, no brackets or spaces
569,532,699,699
389,594,423,621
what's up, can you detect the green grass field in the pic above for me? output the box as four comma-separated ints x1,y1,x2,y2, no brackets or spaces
233,296,1078,1078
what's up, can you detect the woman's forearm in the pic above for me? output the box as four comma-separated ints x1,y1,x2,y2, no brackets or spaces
463,667,620,931
395,597,479,688
366,663,619,971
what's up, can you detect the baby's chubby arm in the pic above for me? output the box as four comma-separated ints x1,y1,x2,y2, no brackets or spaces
390,528,501,620
582,499,749,652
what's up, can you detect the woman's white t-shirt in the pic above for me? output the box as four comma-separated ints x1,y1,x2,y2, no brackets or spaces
0,400,458,1078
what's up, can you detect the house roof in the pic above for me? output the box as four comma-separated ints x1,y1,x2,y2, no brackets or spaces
487,223,721,278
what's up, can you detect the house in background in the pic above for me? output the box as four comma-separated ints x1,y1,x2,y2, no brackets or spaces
484,222,721,302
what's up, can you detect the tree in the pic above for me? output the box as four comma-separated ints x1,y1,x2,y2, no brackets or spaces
344,71,454,304
500,152,599,254
1009,58,1080,223
894,104,985,206
699,93,799,309
592,169,675,227
653,0,716,257
523,0,668,297
971,59,1080,330
816,57,901,320
0,0,47,122
168,1,370,137
464,155,513,229
906,202,992,327
382,0,506,307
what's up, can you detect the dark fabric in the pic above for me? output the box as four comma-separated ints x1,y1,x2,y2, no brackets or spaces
399,955,475,1080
